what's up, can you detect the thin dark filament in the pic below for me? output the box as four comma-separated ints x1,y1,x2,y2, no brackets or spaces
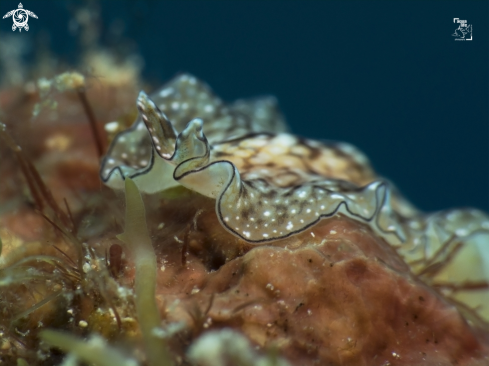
63,198,77,234
77,88,104,157
432,281,489,292
39,212,84,273
418,242,463,278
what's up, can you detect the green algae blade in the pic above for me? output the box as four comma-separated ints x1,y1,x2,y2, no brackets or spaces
40,330,138,366
117,177,173,366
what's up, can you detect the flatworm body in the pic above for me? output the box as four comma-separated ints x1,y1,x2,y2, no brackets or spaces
100,74,489,262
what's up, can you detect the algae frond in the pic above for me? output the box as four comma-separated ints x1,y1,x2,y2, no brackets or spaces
117,177,173,366
40,330,138,366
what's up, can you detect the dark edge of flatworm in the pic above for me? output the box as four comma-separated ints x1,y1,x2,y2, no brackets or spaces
101,96,405,244
102,114,405,244
99,108,277,185
173,147,404,244
99,120,157,184
211,132,275,146
214,178,404,244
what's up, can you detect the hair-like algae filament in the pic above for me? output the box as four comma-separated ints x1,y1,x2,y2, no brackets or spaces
34,72,105,157
116,177,173,366
0,118,171,365
32,177,173,366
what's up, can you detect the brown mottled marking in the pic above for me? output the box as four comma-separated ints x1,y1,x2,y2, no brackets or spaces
108,244,124,278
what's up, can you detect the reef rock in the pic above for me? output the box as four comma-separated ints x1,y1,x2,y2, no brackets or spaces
0,71,488,366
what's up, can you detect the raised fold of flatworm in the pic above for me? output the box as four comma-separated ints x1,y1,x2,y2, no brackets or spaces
100,73,288,193
100,73,489,248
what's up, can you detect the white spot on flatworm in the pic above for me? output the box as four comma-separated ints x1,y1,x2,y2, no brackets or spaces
159,87,174,97
104,121,119,132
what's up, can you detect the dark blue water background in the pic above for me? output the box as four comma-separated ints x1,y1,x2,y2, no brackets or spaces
1,0,487,213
